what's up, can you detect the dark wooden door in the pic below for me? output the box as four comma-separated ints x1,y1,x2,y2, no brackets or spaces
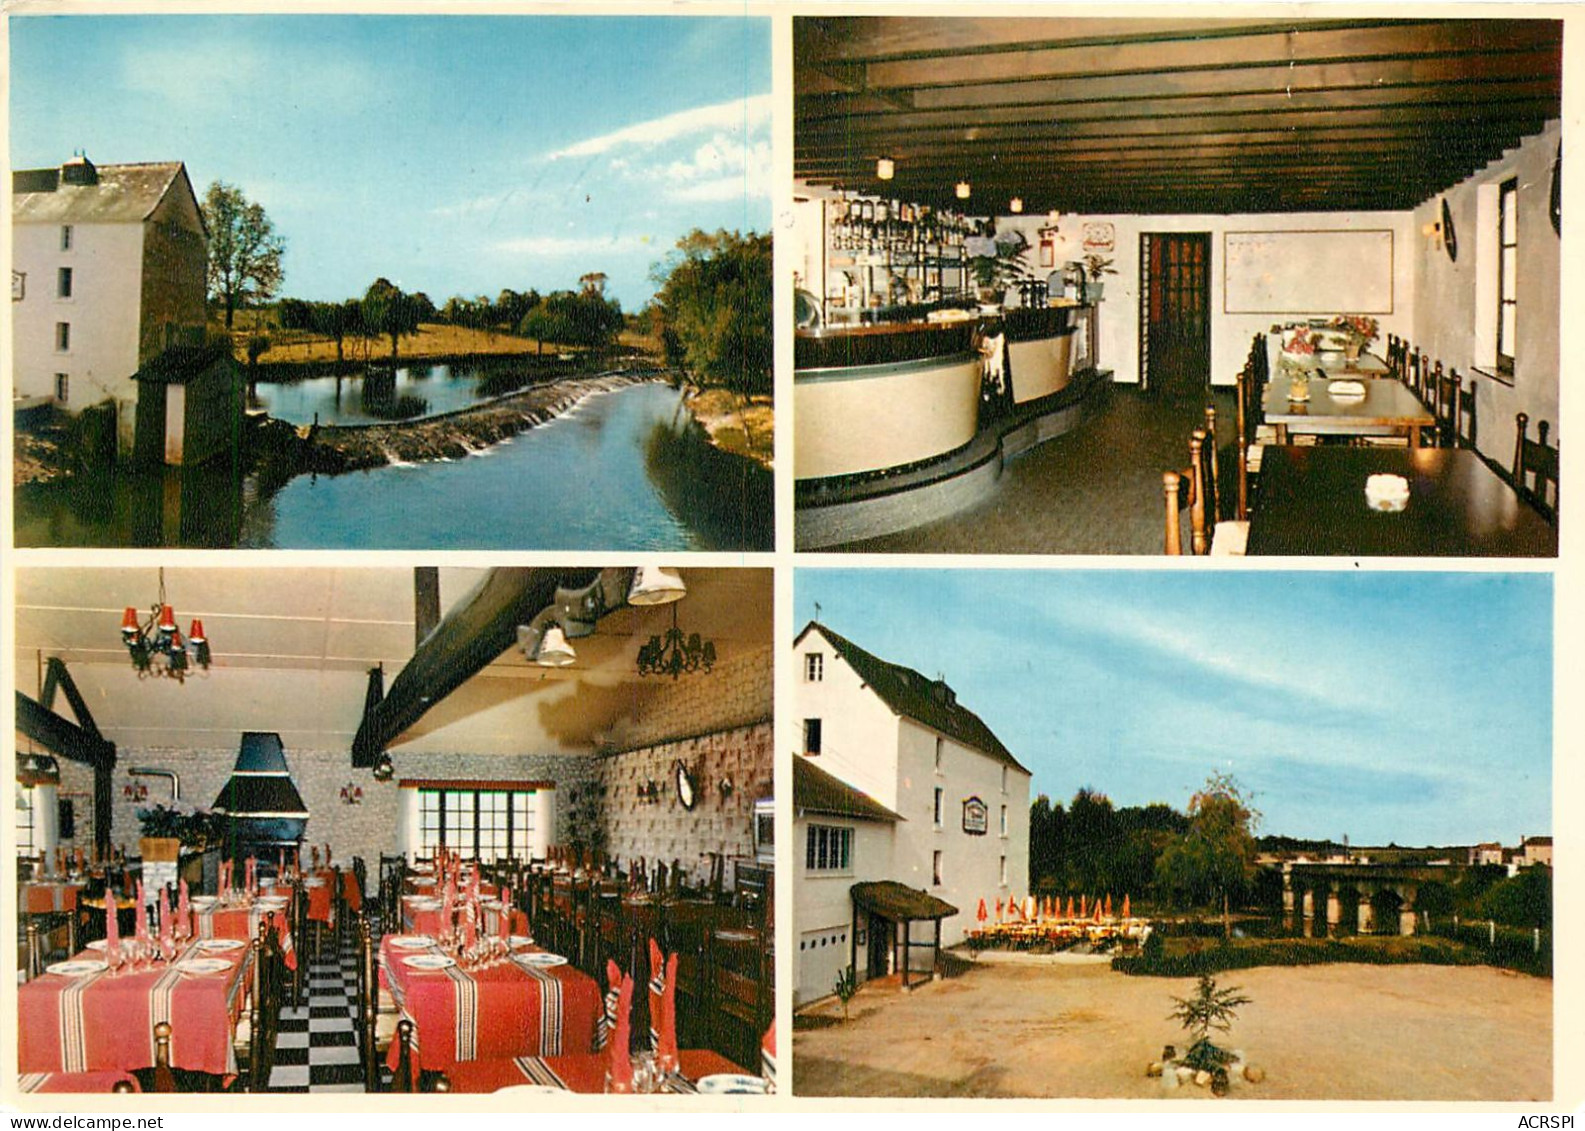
1141,233,1211,397
867,914,890,979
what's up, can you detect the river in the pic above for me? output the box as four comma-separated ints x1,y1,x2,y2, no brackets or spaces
14,382,773,551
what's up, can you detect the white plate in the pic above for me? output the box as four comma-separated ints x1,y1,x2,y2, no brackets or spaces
256,899,288,910
388,935,435,950
509,935,534,949
515,952,567,968
694,1074,769,1095
406,900,442,912
85,939,108,951
493,1084,566,1095
47,959,108,977
403,954,456,970
176,958,232,976
303,878,326,888
197,938,246,952
190,896,218,908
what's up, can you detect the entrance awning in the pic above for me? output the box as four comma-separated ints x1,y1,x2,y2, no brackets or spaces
851,881,957,923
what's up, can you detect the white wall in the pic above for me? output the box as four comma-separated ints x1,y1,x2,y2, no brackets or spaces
12,221,146,441
793,812,895,1006
891,718,1028,948
1410,121,1561,465
993,209,1417,388
792,628,905,811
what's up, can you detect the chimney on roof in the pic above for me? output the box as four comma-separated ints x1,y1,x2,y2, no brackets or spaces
61,153,97,186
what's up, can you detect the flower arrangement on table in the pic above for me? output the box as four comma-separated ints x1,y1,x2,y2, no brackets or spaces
1279,325,1317,360
1278,326,1317,399
1328,314,1380,346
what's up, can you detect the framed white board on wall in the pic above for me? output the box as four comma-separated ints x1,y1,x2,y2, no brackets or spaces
1223,229,1394,314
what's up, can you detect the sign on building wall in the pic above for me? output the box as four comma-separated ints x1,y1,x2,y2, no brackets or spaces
962,796,988,836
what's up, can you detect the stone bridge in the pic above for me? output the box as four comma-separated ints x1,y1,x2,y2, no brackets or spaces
1279,860,1472,936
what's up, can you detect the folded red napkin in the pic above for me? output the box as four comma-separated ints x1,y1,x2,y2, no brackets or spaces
134,880,150,941
105,892,119,961
608,973,635,1092
177,879,190,937
647,938,665,1046
660,952,679,1072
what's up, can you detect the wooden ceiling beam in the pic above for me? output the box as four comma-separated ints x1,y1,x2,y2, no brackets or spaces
797,16,1432,63
796,91,1559,141
821,21,1559,91
895,50,1560,112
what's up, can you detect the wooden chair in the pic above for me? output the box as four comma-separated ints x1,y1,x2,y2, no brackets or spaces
1164,426,1247,556
1434,366,1461,448
707,910,771,1073
234,922,284,1091
1455,376,1478,450
1513,412,1559,522
358,913,401,1092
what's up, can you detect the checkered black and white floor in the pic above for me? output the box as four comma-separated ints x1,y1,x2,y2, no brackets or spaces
267,924,387,1093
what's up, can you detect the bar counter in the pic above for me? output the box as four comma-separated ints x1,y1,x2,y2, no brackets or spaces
795,318,982,480
794,305,1086,481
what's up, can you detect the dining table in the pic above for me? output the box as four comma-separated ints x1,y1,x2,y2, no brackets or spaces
17,939,253,1077
438,1048,750,1094
1263,370,1434,447
1246,446,1557,556
21,880,85,914
379,934,601,1078
192,894,297,968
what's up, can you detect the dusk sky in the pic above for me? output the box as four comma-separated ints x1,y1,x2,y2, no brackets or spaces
9,15,771,309
796,569,1552,847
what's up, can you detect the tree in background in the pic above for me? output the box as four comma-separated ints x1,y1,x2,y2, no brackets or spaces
648,230,772,395
1157,772,1261,938
518,289,623,354
201,181,286,330
361,278,420,365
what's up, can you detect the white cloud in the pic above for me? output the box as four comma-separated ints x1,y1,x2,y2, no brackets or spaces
548,94,773,160
493,233,656,258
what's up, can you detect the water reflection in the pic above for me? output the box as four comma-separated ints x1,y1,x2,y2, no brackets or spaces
15,459,247,548
251,359,549,425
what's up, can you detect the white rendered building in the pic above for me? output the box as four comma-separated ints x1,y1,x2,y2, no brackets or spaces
12,156,207,452
793,621,1031,1005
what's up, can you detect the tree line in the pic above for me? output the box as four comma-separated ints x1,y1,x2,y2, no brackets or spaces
203,181,771,391
1032,774,1551,931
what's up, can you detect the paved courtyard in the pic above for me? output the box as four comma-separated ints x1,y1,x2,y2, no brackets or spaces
794,955,1551,1100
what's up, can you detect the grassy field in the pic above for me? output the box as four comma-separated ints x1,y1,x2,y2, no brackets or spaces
215,315,659,367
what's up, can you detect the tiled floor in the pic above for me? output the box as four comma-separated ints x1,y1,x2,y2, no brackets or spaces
268,924,386,1093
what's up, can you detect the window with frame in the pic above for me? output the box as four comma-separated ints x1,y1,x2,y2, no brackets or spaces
934,735,944,773
57,267,73,299
1001,765,1008,794
54,374,69,404
805,824,853,872
1000,804,1008,837
933,786,944,827
804,652,823,682
60,225,73,252
55,322,70,352
1496,177,1518,376
1000,855,1008,886
803,718,822,755
16,785,37,854
932,850,944,887
416,786,536,862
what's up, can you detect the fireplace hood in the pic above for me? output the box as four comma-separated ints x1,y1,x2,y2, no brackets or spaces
211,731,310,853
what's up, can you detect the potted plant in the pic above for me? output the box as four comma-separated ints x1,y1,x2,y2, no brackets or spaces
1081,254,1118,302
1328,314,1380,363
136,804,216,862
969,229,1035,306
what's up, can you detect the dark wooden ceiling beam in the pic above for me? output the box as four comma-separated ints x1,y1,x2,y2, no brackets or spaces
798,16,1430,63
820,21,1559,91
796,129,1519,168
892,49,1560,111
796,91,1559,141
798,143,1504,178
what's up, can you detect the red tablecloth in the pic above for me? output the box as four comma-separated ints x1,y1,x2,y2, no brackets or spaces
401,898,524,938
22,882,84,914
342,870,362,913
380,938,600,1077
442,1048,745,1094
17,942,251,1076
303,875,335,923
193,901,296,970
17,1070,141,1093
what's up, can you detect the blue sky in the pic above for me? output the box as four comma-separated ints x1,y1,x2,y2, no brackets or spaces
796,569,1552,846
10,15,771,309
